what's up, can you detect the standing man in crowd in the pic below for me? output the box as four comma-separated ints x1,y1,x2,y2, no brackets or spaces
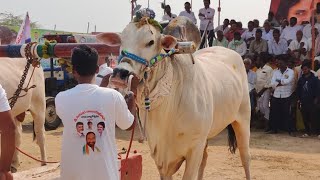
199,0,215,48
265,11,280,27
162,5,177,21
268,55,295,135
0,84,16,180
179,2,197,25
244,58,257,120
297,60,320,138
268,29,288,56
55,45,135,180
288,30,308,61
255,53,274,130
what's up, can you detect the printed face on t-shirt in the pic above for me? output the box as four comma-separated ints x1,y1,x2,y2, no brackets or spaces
86,132,96,149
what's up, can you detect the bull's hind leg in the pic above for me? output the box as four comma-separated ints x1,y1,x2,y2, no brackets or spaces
182,141,207,180
233,104,251,180
29,103,47,166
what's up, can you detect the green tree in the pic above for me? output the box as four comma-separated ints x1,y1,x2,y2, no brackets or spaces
0,12,40,29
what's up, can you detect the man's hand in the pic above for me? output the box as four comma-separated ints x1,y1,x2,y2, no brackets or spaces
199,13,205,17
0,171,13,180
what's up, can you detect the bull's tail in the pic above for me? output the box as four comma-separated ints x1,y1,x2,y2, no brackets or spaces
32,121,36,141
227,124,237,154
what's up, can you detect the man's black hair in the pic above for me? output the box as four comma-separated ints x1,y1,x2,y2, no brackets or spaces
97,122,105,128
256,28,262,34
87,121,93,125
259,52,272,64
185,2,191,6
71,45,98,76
301,59,312,69
273,28,280,34
76,122,83,126
86,131,96,138
234,31,241,36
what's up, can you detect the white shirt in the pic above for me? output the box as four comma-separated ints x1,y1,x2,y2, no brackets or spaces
262,29,274,42
0,84,10,112
199,7,215,31
280,25,303,41
271,68,295,98
288,38,308,51
247,70,257,92
162,13,177,21
228,40,247,56
268,38,288,55
56,84,134,180
214,25,230,34
255,64,274,92
303,23,320,39
179,11,197,24
241,29,256,41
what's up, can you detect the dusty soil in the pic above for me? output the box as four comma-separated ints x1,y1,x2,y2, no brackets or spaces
14,118,320,180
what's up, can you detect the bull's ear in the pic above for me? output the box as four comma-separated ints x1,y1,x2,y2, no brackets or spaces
161,35,177,50
96,33,121,46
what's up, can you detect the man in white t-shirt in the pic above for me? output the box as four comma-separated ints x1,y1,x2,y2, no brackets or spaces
0,84,16,180
241,21,256,48
178,2,197,25
280,17,303,44
199,0,215,48
55,45,135,180
162,5,177,22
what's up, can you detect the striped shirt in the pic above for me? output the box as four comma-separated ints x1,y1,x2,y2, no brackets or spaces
271,68,295,98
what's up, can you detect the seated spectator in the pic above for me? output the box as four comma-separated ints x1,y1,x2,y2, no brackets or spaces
242,21,256,48
303,17,320,39
244,58,257,117
228,31,247,57
249,29,268,55
307,28,320,57
179,2,197,24
225,22,240,41
214,18,230,35
253,19,260,29
265,11,280,27
212,30,228,48
268,29,288,56
280,19,289,34
288,30,308,61
262,21,274,42
162,5,177,21
297,60,320,137
237,21,245,34
281,17,303,44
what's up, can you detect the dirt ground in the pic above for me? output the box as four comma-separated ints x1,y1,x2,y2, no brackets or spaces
14,118,320,180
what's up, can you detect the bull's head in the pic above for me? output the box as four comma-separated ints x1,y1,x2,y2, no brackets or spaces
97,18,177,89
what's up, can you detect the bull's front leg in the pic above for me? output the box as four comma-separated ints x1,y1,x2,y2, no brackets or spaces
11,120,22,172
182,141,207,180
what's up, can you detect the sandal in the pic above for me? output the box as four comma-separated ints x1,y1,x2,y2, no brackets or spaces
300,134,309,138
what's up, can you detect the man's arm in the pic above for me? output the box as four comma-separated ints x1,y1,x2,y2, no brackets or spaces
281,70,294,85
0,85,16,176
268,41,273,54
0,110,16,172
114,91,135,131
262,40,268,52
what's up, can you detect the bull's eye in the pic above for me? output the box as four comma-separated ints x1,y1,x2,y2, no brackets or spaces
146,40,154,47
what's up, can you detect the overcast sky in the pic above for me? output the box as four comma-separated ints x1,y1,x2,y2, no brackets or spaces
0,0,271,33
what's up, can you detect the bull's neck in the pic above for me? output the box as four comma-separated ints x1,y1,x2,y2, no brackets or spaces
147,56,171,91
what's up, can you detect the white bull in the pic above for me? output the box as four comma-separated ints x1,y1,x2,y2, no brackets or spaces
0,57,47,171
97,17,251,180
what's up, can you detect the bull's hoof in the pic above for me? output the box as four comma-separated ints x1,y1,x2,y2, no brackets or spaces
11,166,17,173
